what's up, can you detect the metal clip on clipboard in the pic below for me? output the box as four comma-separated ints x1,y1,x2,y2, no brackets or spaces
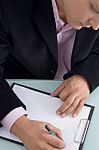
74,119,90,144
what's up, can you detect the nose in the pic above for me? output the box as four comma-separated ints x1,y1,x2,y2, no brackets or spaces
88,18,99,30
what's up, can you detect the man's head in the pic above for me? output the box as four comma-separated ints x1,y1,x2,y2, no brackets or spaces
62,0,99,30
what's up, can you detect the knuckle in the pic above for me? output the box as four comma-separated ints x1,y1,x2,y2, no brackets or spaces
69,79,77,90
69,82,73,89
70,78,75,86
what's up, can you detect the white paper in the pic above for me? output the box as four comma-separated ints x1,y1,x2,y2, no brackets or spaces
0,84,91,150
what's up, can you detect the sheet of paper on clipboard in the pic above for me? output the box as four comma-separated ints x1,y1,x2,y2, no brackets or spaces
0,83,94,150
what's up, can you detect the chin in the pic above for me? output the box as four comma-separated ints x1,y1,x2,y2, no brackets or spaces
67,20,82,30
69,23,82,30
75,26,82,30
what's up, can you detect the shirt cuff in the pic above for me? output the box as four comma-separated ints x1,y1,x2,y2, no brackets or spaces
1,107,27,132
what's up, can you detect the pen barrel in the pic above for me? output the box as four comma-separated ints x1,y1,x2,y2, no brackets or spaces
50,131,57,136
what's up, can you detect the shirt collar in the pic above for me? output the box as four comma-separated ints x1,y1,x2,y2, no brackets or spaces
51,0,73,31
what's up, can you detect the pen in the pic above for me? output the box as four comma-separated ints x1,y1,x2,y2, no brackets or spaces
45,125,57,136
45,124,63,141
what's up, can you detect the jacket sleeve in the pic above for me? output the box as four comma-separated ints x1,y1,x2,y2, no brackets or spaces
0,1,26,121
64,32,99,93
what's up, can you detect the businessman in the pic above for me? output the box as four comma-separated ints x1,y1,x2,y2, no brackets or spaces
0,0,99,150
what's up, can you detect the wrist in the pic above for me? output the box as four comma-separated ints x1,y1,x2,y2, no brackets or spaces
78,75,90,92
11,115,31,140
1,107,27,132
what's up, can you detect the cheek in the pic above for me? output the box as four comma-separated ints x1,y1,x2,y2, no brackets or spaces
66,7,84,22
68,10,92,25
64,2,90,27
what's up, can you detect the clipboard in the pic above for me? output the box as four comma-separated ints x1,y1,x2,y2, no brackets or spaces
0,83,94,150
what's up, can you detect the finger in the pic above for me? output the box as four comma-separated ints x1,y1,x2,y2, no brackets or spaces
47,144,65,150
59,89,70,102
45,134,65,149
40,142,64,150
51,83,65,97
46,124,63,141
60,97,81,117
56,93,76,116
73,98,86,117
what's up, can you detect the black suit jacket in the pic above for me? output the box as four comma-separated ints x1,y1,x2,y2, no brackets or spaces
0,0,99,121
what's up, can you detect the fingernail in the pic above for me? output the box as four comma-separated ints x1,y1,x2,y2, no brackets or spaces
56,111,60,115
73,114,77,117
61,114,66,118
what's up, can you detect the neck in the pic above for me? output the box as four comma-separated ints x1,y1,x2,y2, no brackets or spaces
55,0,68,24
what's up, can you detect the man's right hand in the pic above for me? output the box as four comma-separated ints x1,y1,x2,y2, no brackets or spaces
11,116,66,150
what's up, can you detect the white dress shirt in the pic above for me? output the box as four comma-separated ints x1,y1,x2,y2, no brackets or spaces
52,0,77,79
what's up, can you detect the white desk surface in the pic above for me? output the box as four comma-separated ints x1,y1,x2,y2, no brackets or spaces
0,79,99,150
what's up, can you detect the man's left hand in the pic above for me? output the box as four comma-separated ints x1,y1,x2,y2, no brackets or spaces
51,75,90,117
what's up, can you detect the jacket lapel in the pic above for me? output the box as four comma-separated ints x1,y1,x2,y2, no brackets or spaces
32,0,58,63
71,28,95,67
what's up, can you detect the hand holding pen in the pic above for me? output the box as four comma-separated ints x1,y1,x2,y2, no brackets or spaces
45,124,65,148
12,119,65,150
